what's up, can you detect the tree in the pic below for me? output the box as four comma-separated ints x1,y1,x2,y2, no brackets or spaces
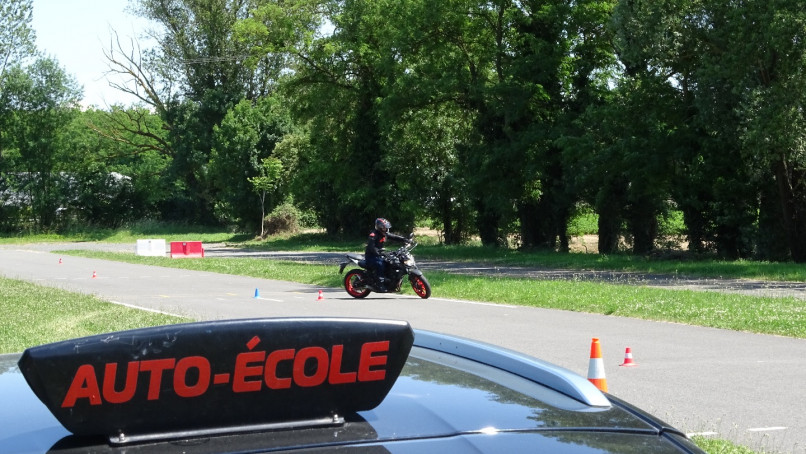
249,156,283,236
0,58,81,230
60,108,172,226
611,0,806,260
209,96,294,229
0,0,36,83
704,0,806,262
102,0,286,223
443,0,522,247
0,0,37,201
242,0,415,235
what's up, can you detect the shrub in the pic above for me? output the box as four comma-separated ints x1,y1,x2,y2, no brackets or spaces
262,203,301,236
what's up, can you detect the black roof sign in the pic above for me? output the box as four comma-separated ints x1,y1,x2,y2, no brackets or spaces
18,317,413,443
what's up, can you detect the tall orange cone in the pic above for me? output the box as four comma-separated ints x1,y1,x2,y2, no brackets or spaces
587,338,608,392
92,270,97,279
317,290,325,301
620,347,637,367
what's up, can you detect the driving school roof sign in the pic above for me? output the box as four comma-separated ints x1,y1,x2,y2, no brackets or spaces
18,318,413,441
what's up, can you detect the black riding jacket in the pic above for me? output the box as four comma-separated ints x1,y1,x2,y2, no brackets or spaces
365,228,407,259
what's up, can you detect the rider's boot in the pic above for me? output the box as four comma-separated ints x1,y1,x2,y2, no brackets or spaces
370,271,387,292
376,277,388,292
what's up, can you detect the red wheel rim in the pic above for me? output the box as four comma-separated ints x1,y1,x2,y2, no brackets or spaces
345,271,369,297
412,277,427,298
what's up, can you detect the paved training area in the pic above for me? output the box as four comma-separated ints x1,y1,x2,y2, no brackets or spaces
1,243,805,453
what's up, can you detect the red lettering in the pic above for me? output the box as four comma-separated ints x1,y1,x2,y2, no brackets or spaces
174,356,210,398
265,349,294,389
57,338,395,408
358,341,389,382
233,351,266,392
102,361,139,404
328,345,357,384
62,364,102,407
294,347,328,387
139,358,176,400
247,336,261,350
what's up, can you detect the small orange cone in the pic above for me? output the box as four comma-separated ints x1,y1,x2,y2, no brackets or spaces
92,271,97,279
620,347,637,367
317,290,325,301
58,258,62,264
587,338,608,392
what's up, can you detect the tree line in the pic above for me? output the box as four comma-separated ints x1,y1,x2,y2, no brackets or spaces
2,0,806,262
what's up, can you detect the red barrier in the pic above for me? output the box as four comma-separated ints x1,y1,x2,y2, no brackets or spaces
170,241,204,258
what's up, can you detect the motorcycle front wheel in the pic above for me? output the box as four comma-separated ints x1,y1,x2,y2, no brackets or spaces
410,274,431,299
344,269,371,298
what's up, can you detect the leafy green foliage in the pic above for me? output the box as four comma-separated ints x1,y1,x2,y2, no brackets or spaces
211,96,293,230
262,201,303,236
250,157,284,235
0,0,36,81
0,57,81,231
4,0,806,267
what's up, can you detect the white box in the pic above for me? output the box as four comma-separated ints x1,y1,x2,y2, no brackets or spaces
135,239,166,257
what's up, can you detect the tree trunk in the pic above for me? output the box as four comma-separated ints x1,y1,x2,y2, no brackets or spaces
597,211,620,254
476,200,503,247
597,180,626,255
681,204,706,254
519,198,558,250
628,197,657,255
774,157,806,262
756,181,790,261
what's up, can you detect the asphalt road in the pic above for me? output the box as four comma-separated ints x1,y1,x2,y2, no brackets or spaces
1,243,805,453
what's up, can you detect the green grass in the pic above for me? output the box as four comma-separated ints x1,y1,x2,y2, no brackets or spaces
60,250,806,339
227,232,806,282
0,276,188,353
430,273,806,337
690,436,765,453
413,244,806,282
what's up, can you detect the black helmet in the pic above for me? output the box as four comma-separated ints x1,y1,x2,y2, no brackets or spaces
375,218,391,232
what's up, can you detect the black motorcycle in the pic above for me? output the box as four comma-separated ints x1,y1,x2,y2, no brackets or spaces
338,237,431,299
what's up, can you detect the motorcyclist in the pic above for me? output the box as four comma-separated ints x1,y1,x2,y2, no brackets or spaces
365,218,410,289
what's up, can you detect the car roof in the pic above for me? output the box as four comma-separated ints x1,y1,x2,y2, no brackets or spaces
1,318,704,453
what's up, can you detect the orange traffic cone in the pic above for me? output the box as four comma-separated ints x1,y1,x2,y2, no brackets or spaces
620,347,637,367
58,258,62,264
317,290,325,301
92,271,97,279
587,338,608,392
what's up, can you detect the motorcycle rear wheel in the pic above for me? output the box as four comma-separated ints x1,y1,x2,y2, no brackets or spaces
410,274,431,299
344,269,371,298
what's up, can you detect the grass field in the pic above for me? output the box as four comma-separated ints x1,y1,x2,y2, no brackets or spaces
0,277,188,353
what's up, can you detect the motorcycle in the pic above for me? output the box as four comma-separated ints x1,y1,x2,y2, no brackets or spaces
338,236,431,299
